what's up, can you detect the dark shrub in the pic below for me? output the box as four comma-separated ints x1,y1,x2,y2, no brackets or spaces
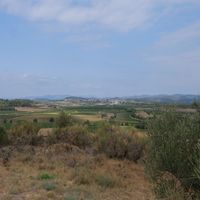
0,127,9,146
147,111,200,198
98,126,143,162
135,122,146,130
33,118,38,123
127,140,144,162
56,112,73,128
49,117,55,123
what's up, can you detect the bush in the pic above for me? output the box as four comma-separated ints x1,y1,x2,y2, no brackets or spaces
33,118,38,123
0,127,9,146
95,175,116,188
9,122,40,146
56,112,73,128
147,111,200,198
135,122,146,130
98,126,143,162
49,117,55,123
53,125,93,148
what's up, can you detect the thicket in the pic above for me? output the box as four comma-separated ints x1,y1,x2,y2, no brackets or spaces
147,111,200,199
96,123,144,162
0,99,33,111
52,125,93,148
0,112,144,163
9,122,41,146
56,112,74,128
0,126,9,146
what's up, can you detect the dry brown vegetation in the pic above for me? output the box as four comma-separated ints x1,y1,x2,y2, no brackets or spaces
0,143,154,200
73,114,103,122
15,107,47,113
0,113,154,200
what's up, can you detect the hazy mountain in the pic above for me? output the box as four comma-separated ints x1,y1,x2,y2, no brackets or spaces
25,94,200,104
129,94,200,104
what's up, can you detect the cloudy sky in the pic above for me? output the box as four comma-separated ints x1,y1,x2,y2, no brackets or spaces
0,0,200,98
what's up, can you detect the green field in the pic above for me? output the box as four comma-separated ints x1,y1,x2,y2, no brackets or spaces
0,99,195,131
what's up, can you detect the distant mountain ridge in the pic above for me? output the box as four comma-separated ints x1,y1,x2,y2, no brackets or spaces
24,94,200,104
128,94,200,104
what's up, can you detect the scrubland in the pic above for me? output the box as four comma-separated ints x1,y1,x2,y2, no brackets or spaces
0,101,200,200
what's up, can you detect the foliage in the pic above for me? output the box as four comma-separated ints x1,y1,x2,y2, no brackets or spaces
0,99,33,111
33,118,38,123
54,125,92,148
154,178,185,200
95,175,116,188
97,124,143,162
0,127,9,146
9,122,40,145
49,117,55,123
56,112,73,128
147,111,200,198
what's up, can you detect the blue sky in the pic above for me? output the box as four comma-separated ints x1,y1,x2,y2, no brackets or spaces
0,0,200,98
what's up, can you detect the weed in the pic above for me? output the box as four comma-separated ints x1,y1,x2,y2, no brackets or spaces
38,172,55,180
42,182,57,191
95,175,116,188
72,166,93,185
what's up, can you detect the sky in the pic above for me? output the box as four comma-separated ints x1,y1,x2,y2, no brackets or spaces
0,0,200,98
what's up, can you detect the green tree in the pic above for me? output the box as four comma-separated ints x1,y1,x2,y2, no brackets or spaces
56,112,73,128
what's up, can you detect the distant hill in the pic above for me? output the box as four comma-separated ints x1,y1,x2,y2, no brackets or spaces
26,94,200,104
128,94,200,104
28,95,70,101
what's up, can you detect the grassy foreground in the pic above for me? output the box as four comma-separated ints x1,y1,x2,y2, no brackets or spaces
0,144,154,200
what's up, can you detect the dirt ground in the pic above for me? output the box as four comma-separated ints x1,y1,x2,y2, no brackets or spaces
0,144,154,200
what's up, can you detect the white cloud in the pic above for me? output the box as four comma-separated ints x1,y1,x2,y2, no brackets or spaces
144,21,200,82
155,22,200,49
0,0,199,32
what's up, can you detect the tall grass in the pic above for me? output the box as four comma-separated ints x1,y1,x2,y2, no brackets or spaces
147,111,200,199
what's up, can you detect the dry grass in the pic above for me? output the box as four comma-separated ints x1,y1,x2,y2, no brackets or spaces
73,114,103,122
15,107,47,112
0,144,154,200
135,111,151,119
38,128,53,137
